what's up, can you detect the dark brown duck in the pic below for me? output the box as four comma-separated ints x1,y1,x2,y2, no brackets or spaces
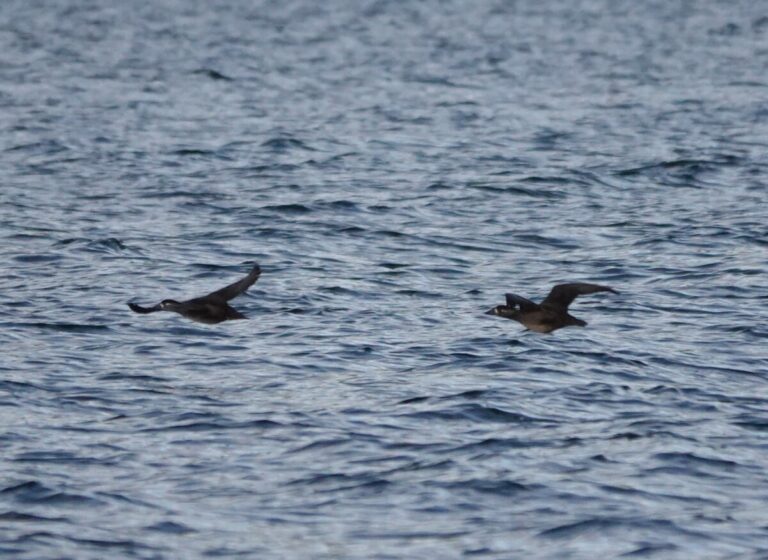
128,264,261,324
486,282,618,333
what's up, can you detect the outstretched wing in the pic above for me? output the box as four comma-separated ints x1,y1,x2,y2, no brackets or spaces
505,293,539,312
541,283,618,311
128,302,161,314
205,264,261,302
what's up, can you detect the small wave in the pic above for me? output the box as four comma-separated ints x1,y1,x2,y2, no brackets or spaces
54,237,135,255
709,22,741,36
0,511,67,523
191,68,233,81
145,521,195,534
169,148,218,156
260,138,316,152
402,72,481,90
15,322,110,333
378,262,409,270
754,16,768,32
431,478,533,496
397,390,492,405
621,543,680,557
260,203,312,214
140,419,281,433
539,518,687,540
734,420,768,432
1,481,102,507
13,451,120,466
652,452,738,470
615,156,742,187
512,233,581,249
12,254,63,263
400,403,553,424
469,183,567,200
315,200,359,211
234,163,300,176
395,289,442,298
5,140,68,155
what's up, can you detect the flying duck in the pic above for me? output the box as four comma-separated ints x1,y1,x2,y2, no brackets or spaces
128,264,261,324
486,282,618,333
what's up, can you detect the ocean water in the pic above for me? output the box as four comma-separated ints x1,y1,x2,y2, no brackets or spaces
1,1,767,558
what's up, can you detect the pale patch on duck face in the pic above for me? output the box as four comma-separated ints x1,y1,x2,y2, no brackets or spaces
161,299,180,310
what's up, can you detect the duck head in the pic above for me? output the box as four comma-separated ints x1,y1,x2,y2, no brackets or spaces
485,305,518,319
161,299,182,311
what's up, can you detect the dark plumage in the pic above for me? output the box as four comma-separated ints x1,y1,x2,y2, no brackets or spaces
128,264,261,324
485,282,618,333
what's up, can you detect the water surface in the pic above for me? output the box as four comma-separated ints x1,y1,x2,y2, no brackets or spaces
1,1,767,558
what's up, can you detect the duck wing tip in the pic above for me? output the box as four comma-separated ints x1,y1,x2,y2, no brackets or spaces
543,282,619,310
207,263,263,302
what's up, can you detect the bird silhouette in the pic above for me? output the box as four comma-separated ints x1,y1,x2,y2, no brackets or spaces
486,282,618,333
128,264,261,324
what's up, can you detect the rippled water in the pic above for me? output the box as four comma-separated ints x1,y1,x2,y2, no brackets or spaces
2,1,768,558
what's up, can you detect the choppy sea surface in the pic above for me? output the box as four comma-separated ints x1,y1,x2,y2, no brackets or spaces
2,1,768,558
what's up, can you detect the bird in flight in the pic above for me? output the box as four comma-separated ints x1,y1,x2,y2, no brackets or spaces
128,264,261,324
486,282,618,333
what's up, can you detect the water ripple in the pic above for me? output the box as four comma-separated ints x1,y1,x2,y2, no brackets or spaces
2,0,767,558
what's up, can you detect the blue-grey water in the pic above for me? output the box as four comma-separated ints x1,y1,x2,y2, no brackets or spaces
2,1,767,558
